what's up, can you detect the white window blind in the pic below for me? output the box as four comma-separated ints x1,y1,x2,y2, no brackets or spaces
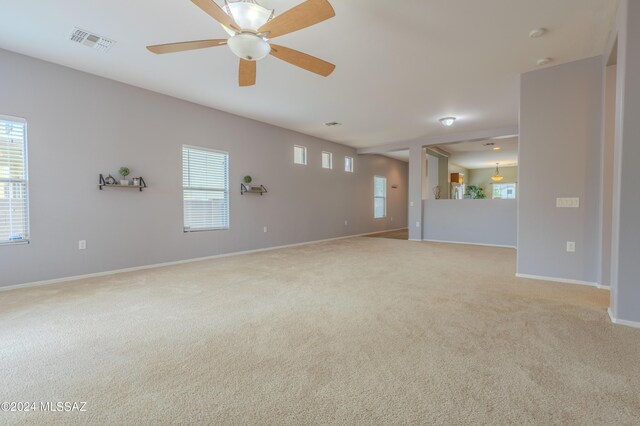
0,116,29,244
294,145,307,165
374,175,387,219
183,146,229,232
322,151,332,169
345,156,354,172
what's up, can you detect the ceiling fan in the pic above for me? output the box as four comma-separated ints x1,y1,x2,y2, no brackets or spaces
147,0,336,86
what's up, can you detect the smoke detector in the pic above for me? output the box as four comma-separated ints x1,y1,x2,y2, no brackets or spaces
69,27,116,52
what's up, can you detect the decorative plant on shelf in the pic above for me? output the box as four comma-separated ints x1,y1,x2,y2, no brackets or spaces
118,166,130,185
466,185,487,199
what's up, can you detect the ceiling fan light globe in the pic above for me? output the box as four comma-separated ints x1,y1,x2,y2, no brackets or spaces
228,33,270,61
222,1,273,35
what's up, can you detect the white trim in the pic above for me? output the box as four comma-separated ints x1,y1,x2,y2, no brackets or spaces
408,239,422,242
0,228,407,292
608,308,640,329
515,273,602,288
423,239,516,249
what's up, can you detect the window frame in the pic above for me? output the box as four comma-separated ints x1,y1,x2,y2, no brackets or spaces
344,156,354,173
294,145,307,165
373,175,387,219
321,151,333,169
492,182,517,200
182,145,230,232
0,115,30,245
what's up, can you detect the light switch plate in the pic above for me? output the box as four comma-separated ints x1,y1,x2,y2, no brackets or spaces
78,240,86,250
557,197,580,208
566,241,576,252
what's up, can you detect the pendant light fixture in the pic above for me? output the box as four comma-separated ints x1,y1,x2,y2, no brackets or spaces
491,163,504,182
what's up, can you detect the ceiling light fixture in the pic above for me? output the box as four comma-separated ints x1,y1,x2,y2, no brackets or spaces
493,147,501,151
439,117,456,127
537,58,553,66
222,0,274,60
529,28,547,39
491,163,504,182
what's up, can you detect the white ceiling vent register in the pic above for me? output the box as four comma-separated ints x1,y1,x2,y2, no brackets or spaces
69,27,115,52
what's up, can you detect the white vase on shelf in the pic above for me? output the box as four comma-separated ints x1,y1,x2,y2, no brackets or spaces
120,180,129,186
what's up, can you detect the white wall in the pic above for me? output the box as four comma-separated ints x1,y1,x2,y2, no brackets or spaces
0,49,408,287
518,56,603,285
423,200,517,247
426,154,439,199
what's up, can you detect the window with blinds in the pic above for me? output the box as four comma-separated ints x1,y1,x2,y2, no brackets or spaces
0,116,29,244
374,175,387,219
182,145,229,232
321,151,333,169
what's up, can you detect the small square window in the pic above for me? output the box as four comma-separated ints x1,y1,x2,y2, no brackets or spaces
322,151,333,169
294,145,307,165
345,156,354,173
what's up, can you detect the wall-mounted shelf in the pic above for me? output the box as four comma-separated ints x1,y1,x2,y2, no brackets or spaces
99,174,147,192
241,183,267,195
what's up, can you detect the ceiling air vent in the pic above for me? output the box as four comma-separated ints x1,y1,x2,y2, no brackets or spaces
324,122,342,127
69,27,116,52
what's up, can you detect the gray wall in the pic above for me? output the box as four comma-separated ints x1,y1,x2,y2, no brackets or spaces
0,49,407,287
424,200,517,247
609,0,640,323
518,56,603,284
601,65,616,288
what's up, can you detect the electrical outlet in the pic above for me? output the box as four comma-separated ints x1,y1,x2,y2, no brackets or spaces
78,240,86,250
390,217,393,222
410,201,414,207
263,226,267,233
344,220,348,226
566,241,576,252
416,221,420,228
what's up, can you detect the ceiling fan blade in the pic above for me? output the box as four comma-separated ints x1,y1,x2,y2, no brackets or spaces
239,59,256,86
147,39,227,54
258,0,335,39
270,44,335,77
191,0,241,32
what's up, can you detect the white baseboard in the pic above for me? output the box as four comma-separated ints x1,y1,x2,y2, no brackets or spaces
1,227,407,293
423,239,516,249
515,273,602,288
608,308,640,329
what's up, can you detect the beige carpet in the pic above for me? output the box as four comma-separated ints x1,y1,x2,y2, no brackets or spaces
1,238,639,425
364,228,409,240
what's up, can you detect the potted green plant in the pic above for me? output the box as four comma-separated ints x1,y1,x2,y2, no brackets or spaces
119,166,130,186
466,185,487,199
243,175,252,185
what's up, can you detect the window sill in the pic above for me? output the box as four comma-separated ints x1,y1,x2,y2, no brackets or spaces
0,240,30,246
183,228,230,233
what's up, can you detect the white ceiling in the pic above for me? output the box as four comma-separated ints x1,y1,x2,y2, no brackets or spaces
383,137,518,168
0,0,618,149
438,137,518,170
